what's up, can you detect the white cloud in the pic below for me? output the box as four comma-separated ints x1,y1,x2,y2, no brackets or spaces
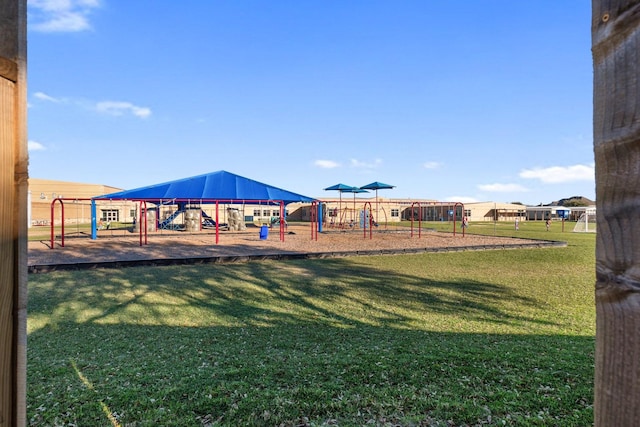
314,160,340,169
28,140,46,151
477,183,529,192
519,164,595,183
29,0,100,33
31,93,152,119
350,158,382,169
95,101,152,118
423,161,441,169
33,91,62,103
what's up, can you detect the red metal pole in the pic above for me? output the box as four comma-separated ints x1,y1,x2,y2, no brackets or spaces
411,201,421,238
50,200,54,249
311,202,315,240
139,201,143,246
453,202,465,237
215,201,219,244
50,198,65,248
280,201,285,242
363,201,372,239
144,202,148,245
139,200,148,246
60,200,65,246
410,203,414,237
310,201,318,241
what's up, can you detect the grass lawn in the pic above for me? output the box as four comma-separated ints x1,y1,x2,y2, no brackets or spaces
27,221,595,426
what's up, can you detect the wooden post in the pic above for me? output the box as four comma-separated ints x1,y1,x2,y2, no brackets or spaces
0,1,28,426
593,1,640,425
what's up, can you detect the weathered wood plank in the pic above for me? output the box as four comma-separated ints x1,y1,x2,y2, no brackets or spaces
0,78,16,427
593,1,640,425
0,56,17,82
0,0,27,425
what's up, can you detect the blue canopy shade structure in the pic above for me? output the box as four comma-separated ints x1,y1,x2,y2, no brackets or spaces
341,187,369,194
95,170,316,204
360,181,395,221
342,187,369,212
324,183,360,211
323,183,356,192
360,181,395,191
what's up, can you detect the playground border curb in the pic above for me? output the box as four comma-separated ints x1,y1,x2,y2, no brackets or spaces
27,239,567,274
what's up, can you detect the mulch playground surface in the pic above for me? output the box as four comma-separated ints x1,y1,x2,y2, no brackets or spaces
27,224,566,273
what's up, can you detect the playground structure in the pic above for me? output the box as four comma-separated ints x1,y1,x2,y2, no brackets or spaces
41,171,319,249
226,207,246,231
317,198,467,241
155,203,219,231
46,192,469,251
48,197,310,249
145,200,283,237
321,199,466,234
323,203,388,230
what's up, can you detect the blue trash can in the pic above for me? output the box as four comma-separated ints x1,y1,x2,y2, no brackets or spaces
259,225,269,240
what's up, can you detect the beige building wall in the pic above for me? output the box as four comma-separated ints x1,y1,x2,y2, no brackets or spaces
28,178,125,227
289,197,443,226
463,202,528,222
289,199,530,226
29,178,545,231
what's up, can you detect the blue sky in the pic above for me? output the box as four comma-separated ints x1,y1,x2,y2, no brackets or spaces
27,1,594,205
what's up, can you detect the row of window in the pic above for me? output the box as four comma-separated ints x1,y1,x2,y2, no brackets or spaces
326,208,400,217
102,209,119,222
102,209,282,222
253,209,281,217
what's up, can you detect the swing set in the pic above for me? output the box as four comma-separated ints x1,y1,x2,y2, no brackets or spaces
49,197,323,249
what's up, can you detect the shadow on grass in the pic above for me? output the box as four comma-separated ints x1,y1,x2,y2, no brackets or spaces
29,257,554,331
27,258,593,425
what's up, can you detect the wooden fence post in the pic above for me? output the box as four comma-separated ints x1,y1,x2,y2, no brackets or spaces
593,1,640,425
0,0,28,426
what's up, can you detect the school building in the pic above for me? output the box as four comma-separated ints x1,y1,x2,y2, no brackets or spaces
28,178,596,229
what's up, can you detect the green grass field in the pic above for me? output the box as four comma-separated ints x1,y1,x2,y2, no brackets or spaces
27,221,595,426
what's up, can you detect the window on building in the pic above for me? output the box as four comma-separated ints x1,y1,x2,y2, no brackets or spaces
130,209,137,218
101,209,119,222
272,210,280,217
391,209,399,217
263,210,270,217
464,209,471,217
253,209,261,217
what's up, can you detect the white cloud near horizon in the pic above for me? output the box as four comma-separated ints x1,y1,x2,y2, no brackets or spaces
519,164,594,183
350,158,382,169
33,91,62,103
32,92,151,119
28,140,46,151
95,101,152,118
477,183,529,193
29,0,100,33
423,161,441,169
314,160,340,169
